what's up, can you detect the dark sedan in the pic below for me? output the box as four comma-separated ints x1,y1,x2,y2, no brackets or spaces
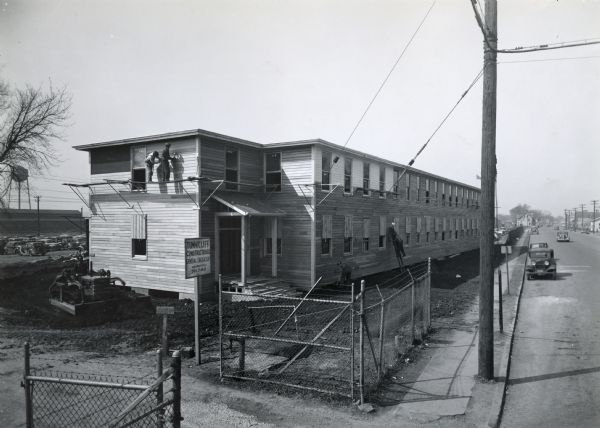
526,248,557,280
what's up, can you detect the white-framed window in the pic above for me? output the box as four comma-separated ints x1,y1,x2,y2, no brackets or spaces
321,215,332,255
379,167,385,198
434,180,438,203
441,182,446,206
344,158,352,194
454,185,458,206
225,148,239,190
416,176,421,202
393,170,400,199
321,151,331,191
362,218,370,251
448,185,453,206
363,162,370,196
405,216,412,246
265,218,282,255
425,179,430,204
406,173,410,200
344,215,353,254
379,216,386,248
265,152,282,192
131,214,147,259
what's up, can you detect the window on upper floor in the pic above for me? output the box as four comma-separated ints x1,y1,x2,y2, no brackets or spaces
416,176,421,202
393,170,400,199
225,148,239,191
265,152,282,192
379,167,386,198
363,218,370,251
131,145,147,191
406,173,410,200
379,216,386,248
363,162,370,196
425,179,430,204
344,158,352,194
322,151,331,191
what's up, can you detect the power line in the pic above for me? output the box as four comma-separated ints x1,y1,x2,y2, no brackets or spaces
387,67,484,192
500,55,600,64
342,0,437,148
470,0,600,54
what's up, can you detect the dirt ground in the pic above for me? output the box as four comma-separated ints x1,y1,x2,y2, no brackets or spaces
0,245,520,427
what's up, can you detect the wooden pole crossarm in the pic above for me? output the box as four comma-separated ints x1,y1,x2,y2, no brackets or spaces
272,276,322,337
277,303,350,375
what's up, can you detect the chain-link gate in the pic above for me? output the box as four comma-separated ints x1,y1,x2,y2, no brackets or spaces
22,344,182,427
219,260,431,402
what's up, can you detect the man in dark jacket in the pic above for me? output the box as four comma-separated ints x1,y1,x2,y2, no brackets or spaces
389,225,406,268
161,143,174,182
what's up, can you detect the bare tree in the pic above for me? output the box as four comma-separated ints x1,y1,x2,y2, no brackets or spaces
0,80,71,207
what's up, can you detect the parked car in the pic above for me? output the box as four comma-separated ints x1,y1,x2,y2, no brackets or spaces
556,231,570,242
531,227,539,235
3,240,26,255
24,241,48,256
526,248,557,280
529,242,549,249
40,237,62,252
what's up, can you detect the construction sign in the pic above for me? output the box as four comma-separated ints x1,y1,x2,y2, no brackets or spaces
185,238,211,278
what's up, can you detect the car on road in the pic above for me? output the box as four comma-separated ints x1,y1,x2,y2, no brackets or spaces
556,231,570,242
24,241,48,256
526,248,557,280
529,242,549,249
3,240,26,255
531,227,539,235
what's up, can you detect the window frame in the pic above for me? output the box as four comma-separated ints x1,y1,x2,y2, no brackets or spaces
131,214,147,260
225,148,240,191
362,218,370,251
344,157,352,194
321,215,332,256
378,166,385,198
344,215,353,254
265,152,282,192
321,151,331,192
362,162,370,196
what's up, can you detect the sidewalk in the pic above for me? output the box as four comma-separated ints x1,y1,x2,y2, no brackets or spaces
381,232,529,426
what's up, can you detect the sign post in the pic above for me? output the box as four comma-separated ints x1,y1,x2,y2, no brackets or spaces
500,245,512,294
185,238,211,365
156,306,175,357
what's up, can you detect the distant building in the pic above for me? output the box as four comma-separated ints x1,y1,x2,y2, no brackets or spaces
516,213,534,227
590,217,600,233
74,129,481,299
0,208,84,236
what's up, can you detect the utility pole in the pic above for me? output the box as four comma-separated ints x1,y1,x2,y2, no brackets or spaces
592,200,598,233
564,209,568,230
573,208,578,230
580,204,586,231
479,0,497,380
34,196,41,236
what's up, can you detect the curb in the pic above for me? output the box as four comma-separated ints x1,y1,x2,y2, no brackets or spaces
487,233,530,428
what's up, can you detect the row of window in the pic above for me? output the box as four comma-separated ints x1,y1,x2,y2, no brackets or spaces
321,152,479,207
320,214,480,256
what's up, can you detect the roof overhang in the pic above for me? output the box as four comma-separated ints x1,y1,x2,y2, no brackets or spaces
212,192,286,217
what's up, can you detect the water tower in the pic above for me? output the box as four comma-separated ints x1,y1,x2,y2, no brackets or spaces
9,165,31,209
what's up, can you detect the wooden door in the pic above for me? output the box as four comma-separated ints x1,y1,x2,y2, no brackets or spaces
219,217,241,274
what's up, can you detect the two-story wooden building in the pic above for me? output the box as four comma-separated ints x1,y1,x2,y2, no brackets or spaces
73,129,481,299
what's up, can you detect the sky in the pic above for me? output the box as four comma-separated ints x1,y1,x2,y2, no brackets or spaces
1,0,599,217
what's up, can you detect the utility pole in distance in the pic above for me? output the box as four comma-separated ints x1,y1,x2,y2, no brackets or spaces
592,200,598,233
479,0,497,380
34,196,41,236
564,209,568,230
580,204,586,231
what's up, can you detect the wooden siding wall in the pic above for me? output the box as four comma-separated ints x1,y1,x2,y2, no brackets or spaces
200,137,263,190
259,147,314,286
314,187,481,284
89,137,198,197
89,195,199,294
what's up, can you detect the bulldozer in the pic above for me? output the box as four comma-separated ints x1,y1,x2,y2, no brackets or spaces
49,255,152,318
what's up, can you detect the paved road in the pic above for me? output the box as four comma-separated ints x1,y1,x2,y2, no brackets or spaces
501,229,600,428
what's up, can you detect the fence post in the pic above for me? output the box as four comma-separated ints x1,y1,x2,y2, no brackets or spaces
498,269,503,333
411,278,415,344
359,279,365,405
156,350,164,428
427,258,431,332
171,350,182,428
376,285,385,380
24,342,33,428
350,282,355,403
238,338,246,373
218,274,223,379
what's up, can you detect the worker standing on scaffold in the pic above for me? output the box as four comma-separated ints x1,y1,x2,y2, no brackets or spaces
389,223,406,269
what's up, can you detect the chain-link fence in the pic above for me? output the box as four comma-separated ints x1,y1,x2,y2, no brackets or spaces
22,344,182,427
219,260,431,402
